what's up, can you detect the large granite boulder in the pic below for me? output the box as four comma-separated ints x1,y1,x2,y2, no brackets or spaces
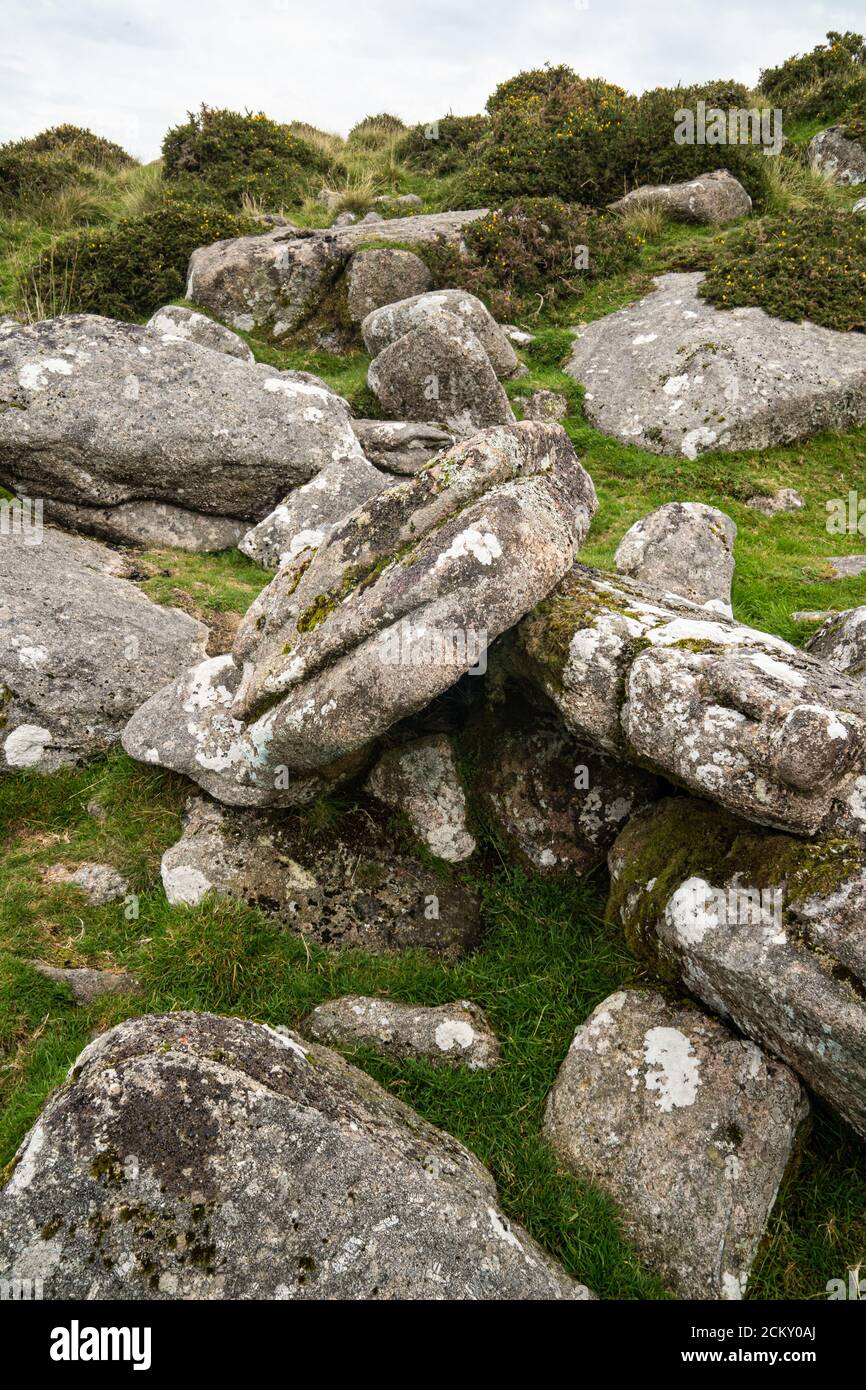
303,996,500,1069
186,211,487,340
123,423,596,806
0,1011,591,1299
565,272,866,457
613,502,736,614
515,564,866,839
367,317,515,436
145,304,254,361
609,169,752,224
809,126,866,185
160,797,480,957
607,797,866,1138
544,988,807,1300
350,420,454,475
806,606,866,682
346,249,432,322
0,525,207,773
0,316,367,550
239,456,392,569
362,290,520,378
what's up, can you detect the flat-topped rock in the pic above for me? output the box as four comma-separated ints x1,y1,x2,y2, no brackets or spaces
565,272,866,457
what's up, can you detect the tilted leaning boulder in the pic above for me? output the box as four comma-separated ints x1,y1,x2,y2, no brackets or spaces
1,525,208,773
368,316,515,437
613,501,736,614
0,1011,591,1299
565,272,866,457
607,797,866,1138
239,455,392,569
123,422,597,806
514,564,866,839
809,126,866,186
0,315,367,550
362,289,520,378
806,606,866,683
544,988,808,1299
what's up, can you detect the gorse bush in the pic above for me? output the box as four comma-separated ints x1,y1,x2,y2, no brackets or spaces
759,31,866,135
423,197,642,320
0,126,136,214
162,105,322,209
464,66,771,208
397,115,488,174
17,125,136,170
24,191,257,321
699,207,866,332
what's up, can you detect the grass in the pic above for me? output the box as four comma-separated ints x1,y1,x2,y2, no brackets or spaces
1,102,865,1302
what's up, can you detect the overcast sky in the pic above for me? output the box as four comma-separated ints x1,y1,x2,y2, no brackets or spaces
2,1,862,161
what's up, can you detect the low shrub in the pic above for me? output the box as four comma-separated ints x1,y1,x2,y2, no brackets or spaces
422,197,642,320
162,105,322,209
698,207,866,332
627,84,772,206
397,115,488,174
760,31,866,103
24,191,257,321
18,125,136,170
0,125,135,212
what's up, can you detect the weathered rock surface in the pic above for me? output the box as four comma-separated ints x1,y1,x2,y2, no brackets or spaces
0,316,368,546
43,862,128,905
362,289,519,378
610,169,752,224
346,249,432,322
827,555,866,578
124,423,596,806
475,702,662,876
565,272,866,457
186,212,487,339
544,988,807,1299
515,564,866,839
373,192,423,211
855,196,866,214
745,488,804,515
29,962,140,1004
303,996,500,1069
0,1011,591,1299
614,502,736,613
809,126,866,185
806,606,866,681
365,734,475,862
0,526,208,773
350,419,454,475
522,390,569,421
145,304,254,361
239,456,392,569
38,498,247,553
368,317,515,436
160,797,480,957
607,797,866,1138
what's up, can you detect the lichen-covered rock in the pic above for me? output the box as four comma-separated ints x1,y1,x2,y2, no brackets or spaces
0,316,368,548
303,996,500,1069
564,273,866,457
827,555,866,578
610,169,752,224
0,1011,591,1299
0,526,208,773
521,390,569,421
34,498,247,553
362,290,519,379
475,703,662,876
745,488,804,515
855,197,866,214
607,797,866,1137
43,862,128,905
365,734,475,862
373,192,423,211
145,304,254,361
346,249,432,323
809,126,866,185
350,419,454,475
368,317,515,436
123,423,596,806
515,564,866,839
186,211,487,340
613,502,736,614
29,962,140,1004
239,456,392,569
806,606,866,681
544,988,807,1300
160,797,480,957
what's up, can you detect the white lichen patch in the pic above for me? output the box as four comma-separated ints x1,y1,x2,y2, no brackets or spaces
642,1026,701,1111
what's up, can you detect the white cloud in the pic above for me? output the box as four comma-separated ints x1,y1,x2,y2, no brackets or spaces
1,0,861,161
